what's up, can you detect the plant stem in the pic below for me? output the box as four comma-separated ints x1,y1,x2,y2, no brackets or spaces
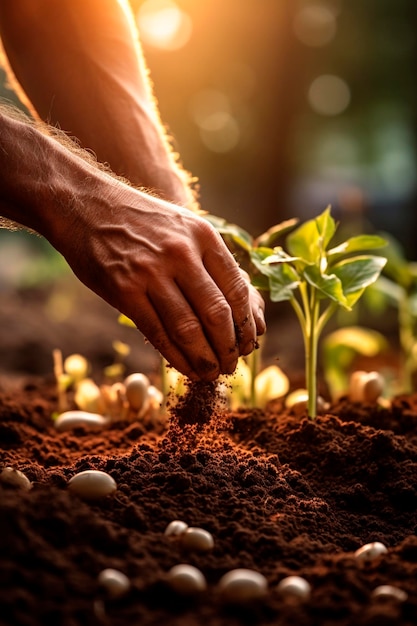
399,293,415,393
306,289,320,418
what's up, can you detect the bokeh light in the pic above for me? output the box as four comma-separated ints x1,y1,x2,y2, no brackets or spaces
308,74,351,116
136,0,192,51
293,5,337,47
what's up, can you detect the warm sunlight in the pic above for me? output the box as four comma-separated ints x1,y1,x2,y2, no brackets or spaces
136,0,192,51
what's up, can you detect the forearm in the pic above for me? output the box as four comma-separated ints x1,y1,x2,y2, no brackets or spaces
0,0,196,208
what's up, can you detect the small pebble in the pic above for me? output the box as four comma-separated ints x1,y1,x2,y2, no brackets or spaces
68,470,117,500
98,568,130,599
166,564,207,595
164,520,189,537
372,585,408,602
55,411,109,432
354,541,388,563
0,467,32,490
180,527,214,552
218,568,268,604
277,575,311,601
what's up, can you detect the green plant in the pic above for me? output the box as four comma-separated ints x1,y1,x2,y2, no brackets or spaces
369,234,417,393
207,206,387,417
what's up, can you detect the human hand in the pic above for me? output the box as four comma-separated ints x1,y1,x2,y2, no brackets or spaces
64,188,265,381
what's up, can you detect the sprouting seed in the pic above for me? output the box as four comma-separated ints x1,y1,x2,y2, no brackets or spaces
166,564,207,595
164,520,188,537
68,470,117,500
371,585,408,602
124,373,150,411
218,568,268,604
277,575,311,601
63,353,89,382
354,541,388,563
180,527,214,552
98,568,130,599
0,466,32,491
55,411,109,432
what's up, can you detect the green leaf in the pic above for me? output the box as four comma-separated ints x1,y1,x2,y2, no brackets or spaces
303,265,348,306
260,246,300,265
328,234,387,258
286,205,335,263
118,314,137,328
332,255,387,295
254,218,299,248
268,263,300,302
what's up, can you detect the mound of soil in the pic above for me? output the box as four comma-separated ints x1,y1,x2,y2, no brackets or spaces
1,374,417,626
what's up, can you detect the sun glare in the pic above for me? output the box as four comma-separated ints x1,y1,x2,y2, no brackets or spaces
136,0,192,51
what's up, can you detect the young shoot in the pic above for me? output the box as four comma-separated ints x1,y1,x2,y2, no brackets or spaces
208,207,387,417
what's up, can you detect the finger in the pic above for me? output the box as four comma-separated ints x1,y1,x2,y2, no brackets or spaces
174,258,242,374
203,246,257,355
126,292,207,380
146,281,225,381
249,284,266,337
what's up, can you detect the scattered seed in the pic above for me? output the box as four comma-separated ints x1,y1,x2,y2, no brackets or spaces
349,371,384,403
0,466,32,490
277,575,311,601
124,373,150,411
68,470,117,500
166,564,207,595
372,585,408,602
285,389,329,414
55,411,109,432
218,568,268,604
354,541,388,563
180,527,214,552
164,520,189,537
98,568,130,599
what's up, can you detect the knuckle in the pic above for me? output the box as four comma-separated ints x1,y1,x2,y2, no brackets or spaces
173,316,202,345
204,297,232,327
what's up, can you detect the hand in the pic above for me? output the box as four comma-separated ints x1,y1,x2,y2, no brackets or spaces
64,188,265,381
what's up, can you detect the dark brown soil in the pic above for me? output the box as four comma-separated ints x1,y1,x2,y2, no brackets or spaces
2,374,417,626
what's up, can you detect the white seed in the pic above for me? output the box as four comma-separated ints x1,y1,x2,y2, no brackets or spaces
0,466,32,490
55,410,109,432
363,372,385,403
166,564,207,595
164,520,189,537
349,371,384,403
180,527,214,552
68,470,117,500
285,389,329,414
372,585,408,602
124,373,150,411
277,575,311,600
218,569,268,604
98,568,130,599
354,541,388,563
75,378,102,413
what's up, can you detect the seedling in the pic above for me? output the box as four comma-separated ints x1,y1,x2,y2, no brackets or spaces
369,233,417,393
208,207,387,417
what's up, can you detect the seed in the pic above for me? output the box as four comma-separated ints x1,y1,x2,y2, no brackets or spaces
164,520,189,537
98,568,130,599
166,564,207,595
363,372,384,403
354,541,388,563
55,411,109,432
0,466,32,491
277,575,311,600
180,527,214,552
68,470,117,500
372,585,408,602
285,389,329,413
218,568,268,604
124,373,150,411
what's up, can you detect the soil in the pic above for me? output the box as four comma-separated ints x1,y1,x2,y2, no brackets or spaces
1,280,417,626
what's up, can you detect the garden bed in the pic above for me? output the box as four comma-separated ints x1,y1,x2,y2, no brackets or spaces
1,372,417,626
